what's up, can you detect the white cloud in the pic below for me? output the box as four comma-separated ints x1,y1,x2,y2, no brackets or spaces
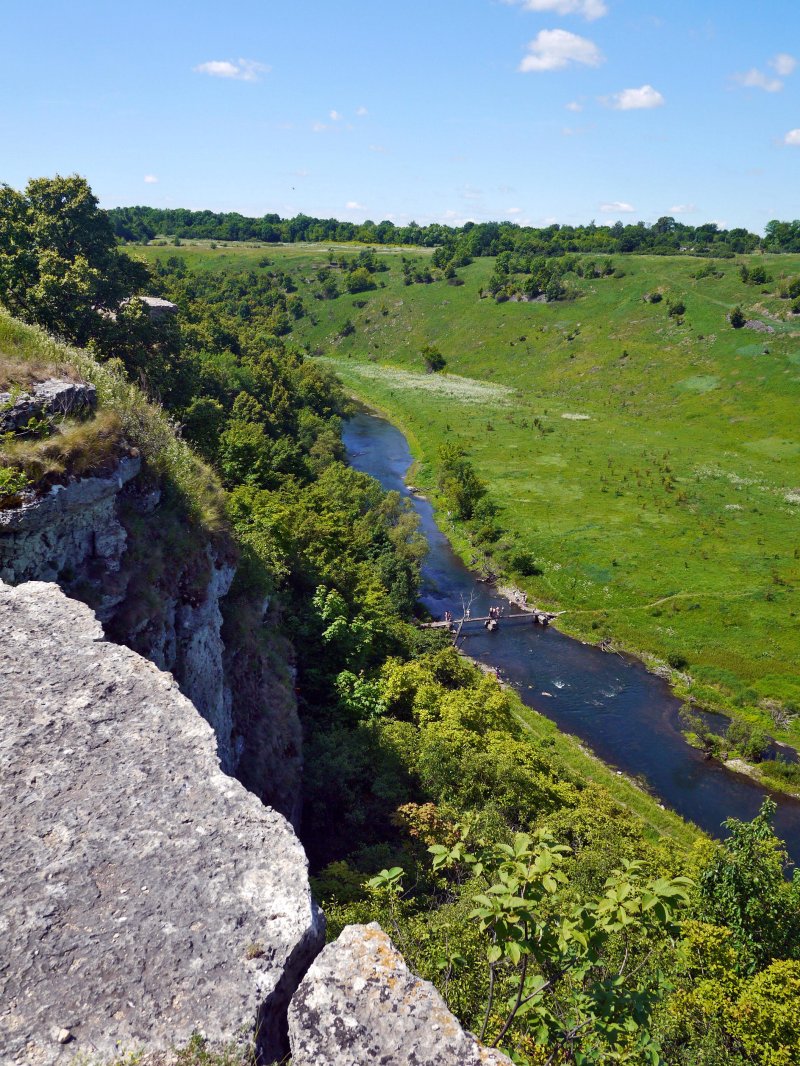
770,53,797,76
507,207,523,215
784,129,800,146
600,201,635,213
508,0,607,20
345,200,366,210
330,109,343,121
312,121,328,132
519,29,603,72
607,84,665,110
194,58,269,82
565,100,583,111
356,105,368,116
735,67,783,92
143,174,158,184
670,204,696,214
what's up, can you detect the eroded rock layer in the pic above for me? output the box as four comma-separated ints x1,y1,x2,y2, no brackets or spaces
0,580,323,1065
288,923,513,1066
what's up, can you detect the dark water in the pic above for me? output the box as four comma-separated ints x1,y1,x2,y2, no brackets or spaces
343,411,800,861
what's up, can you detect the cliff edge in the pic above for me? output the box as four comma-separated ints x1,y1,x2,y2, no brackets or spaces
0,580,323,1064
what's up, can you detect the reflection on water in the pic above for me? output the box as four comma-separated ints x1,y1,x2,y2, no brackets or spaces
343,411,800,861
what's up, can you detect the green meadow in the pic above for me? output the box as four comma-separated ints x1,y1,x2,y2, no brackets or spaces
135,243,800,750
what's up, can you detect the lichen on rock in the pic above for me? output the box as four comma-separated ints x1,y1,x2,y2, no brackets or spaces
288,923,513,1066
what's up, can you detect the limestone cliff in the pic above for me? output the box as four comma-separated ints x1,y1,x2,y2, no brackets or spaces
288,924,513,1066
0,448,302,819
0,580,323,1064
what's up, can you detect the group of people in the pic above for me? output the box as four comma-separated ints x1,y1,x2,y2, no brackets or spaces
442,604,506,623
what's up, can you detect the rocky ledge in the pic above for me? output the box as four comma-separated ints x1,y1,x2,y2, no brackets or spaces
0,378,96,433
288,924,512,1066
0,580,323,1065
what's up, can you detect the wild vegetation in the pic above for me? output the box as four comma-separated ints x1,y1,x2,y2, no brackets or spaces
131,239,800,780
2,179,800,1063
108,205,774,258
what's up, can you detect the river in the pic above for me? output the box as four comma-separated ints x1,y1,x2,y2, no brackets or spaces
343,410,800,861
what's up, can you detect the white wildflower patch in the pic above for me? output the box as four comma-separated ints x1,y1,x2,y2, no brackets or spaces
786,491,800,505
561,412,591,420
332,361,516,405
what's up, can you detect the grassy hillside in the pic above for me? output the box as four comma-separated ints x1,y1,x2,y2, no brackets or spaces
134,243,800,754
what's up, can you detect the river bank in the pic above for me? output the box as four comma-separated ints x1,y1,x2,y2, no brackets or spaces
343,390,800,798
343,408,800,861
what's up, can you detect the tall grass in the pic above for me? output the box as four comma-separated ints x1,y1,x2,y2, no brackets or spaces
0,311,227,536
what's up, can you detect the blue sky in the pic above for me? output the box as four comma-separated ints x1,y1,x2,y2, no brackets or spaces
2,0,799,232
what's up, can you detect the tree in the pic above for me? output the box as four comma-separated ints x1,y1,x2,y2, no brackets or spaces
729,305,747,328
696,799,800,974
345,266,376,294
437,443,486,519
0,175,149,348
421,344,447,373
413,825,692,1062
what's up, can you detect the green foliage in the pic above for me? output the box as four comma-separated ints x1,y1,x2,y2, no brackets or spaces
658,922,800,1065
758,758,800,788
729,959,800,1065
0,463,29,504
437,442,486,519
14,186,800,1066
107,203,765,258
429,825,692,1060
420,344,447,373
740,263,772,286
345,266,377,294
729,305,746,328
695,800,800,973
0,175,149,349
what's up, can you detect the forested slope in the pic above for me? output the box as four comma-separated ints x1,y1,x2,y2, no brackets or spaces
2,177,800,1064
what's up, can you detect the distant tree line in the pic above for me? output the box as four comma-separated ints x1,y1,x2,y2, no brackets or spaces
108,205,780,257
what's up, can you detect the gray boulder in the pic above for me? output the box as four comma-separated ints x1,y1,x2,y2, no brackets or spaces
0,580,323,1065
288,923,512,1066
0,378,96,433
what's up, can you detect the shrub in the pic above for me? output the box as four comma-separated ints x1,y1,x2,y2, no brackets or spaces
420,345,446,373
507,548,543,576
0,465,30,506
759,759,800,787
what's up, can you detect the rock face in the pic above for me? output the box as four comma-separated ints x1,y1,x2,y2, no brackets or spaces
0,580,324,1065
0,378,96,433
0,457,303,817
0,455,141,602
288,924,513,1066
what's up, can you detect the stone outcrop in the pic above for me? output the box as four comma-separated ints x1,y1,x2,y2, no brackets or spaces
0,580,324,1065
288,924,513,1066
0,456,141,606
0,378,96,433
128,295,178,319
0,455,302,817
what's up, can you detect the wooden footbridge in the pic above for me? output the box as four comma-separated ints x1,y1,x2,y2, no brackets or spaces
420,610,557,632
